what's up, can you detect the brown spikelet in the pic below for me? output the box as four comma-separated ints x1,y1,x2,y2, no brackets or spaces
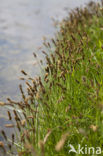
47,42,51,48
35,92,40,100
7,98,20,105
7,111,12,120
42,50,48,56
51,38,56,46
45,78,49,83
43,129,52,144
55,132,69,151
40,60,43,64
27,116,34,119
33,52,37,58
82,76,87,83
46,56,52,66
26,81,34,92
45,66,49,73
1,130,7,141
8,144,12,150
45,73,49,79
0,141,4,147
0,102,5,106
90,125,98,132
0,141,6,153
12,134,15,145
28,77,34,81
5,124,14,128
23,112,27,119
19,84,25,100
13,110,20,119
51,54,55,64
71,34,76,42
21,120,26,126
21,70,28,76
19,77,25,80
16,122,21,132
56,83,66,91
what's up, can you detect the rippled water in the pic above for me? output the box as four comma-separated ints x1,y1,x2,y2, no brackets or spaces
0,0,99,148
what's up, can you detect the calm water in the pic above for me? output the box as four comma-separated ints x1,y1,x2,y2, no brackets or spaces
0,0,100,147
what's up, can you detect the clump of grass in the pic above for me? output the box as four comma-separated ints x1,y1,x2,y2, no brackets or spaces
1,1,103,155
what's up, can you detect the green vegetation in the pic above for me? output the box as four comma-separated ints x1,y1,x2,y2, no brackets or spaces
2,1,103,156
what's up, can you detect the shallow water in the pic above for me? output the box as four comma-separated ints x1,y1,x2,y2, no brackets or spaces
0,0,100,145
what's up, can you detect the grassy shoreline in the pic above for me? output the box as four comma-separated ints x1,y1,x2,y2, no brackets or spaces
1,1,103,155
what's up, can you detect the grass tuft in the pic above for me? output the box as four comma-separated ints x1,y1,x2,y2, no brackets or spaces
1,1,103,155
